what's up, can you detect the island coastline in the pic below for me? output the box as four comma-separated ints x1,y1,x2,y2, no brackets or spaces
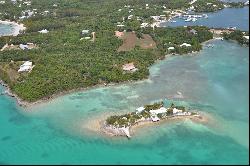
83,109,211,139
0,36,242,108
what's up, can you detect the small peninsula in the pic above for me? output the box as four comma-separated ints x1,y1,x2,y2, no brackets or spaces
101,101,205,138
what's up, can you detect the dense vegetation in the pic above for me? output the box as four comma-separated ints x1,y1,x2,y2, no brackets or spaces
226,2,247,8
0,0,213,102
105,102,183,128
193,0,225,12
223,30,249,46
192,0,248,12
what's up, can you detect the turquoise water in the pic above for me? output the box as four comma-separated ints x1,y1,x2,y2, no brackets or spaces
161,7,249,31
0,6,249,164
0,40,249,164
0,23,14,36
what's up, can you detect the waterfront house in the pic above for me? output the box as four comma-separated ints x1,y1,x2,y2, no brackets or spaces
168,46,175,50
149,107,167,115
151,114,160,122
243,36,249,40
180,43,191,47
136,107,145,114
173,108,183,114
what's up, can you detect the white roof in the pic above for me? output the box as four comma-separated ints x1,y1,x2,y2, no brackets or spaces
180,43,191,47
18,61,33,72
82,30,89,34
173,108,182,114
22,61,32,66
149,107,167,115
243,36,249,40
19,44,29,50
151,115,160,122
136,107,145,112
168,46,175,50
38,29,49,33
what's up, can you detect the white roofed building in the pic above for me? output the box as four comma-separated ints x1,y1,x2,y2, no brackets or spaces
38,29,49,33
151,114,160,122
168,46,175,50
149,107,167,115
18,61,33,72
173,108,183,114
180,43,191,47
136,107,145,114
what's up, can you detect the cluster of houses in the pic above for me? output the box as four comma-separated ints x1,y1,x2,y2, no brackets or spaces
114,3,207,30
3,0,57,20
136,105,191,122
167,42,192,52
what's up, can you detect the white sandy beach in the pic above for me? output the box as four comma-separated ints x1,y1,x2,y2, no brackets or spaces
0,20,26,36
83,110,212,138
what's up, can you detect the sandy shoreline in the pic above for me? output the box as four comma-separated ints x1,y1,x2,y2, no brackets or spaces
0,53,175,108
0,20,26,36
0,30,222,108
0,78,148,108
83,111,211,138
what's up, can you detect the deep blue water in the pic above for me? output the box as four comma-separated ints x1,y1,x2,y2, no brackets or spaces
161,7,249,31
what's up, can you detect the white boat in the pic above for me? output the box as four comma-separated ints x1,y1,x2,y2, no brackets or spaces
185,18,192,22
227,26,237,30
203,14,208,18
192,18,197,22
